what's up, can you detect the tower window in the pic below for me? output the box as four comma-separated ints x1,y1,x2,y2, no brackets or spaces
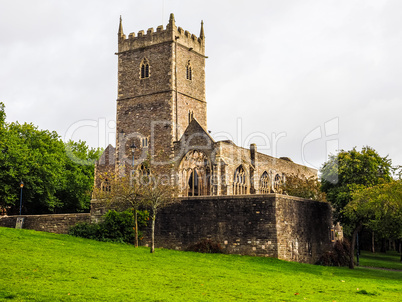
141,137,149,148
140,58,150,79
186,61,192,80
188,110,194,123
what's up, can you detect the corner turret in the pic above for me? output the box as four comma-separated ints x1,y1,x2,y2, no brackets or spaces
168,13,176,28
118,16,126,40
200,20,205,40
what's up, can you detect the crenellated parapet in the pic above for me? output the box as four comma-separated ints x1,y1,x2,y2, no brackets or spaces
118,13,205,55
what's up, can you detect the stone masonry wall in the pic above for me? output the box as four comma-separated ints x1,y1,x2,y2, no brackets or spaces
0,213,90,234
275,196,333,263
144,194,332,263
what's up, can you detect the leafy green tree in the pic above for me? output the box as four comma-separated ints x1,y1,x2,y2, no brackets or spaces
57,140,102,213
0,122,63,213
0,103,101,214
282,174,327,201
320,147,395,268
321,146,393,222
344,180,402,267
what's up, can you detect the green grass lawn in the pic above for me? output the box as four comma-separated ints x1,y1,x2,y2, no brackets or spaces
359,250,402,270
0,227,401,301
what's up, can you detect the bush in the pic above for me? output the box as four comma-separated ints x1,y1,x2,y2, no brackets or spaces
99,210,136,243
186,239,224,254
69,209,149,244
69,222,100,240
318,240,350,266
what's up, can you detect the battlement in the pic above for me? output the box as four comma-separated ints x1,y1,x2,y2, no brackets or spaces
118,13,205,55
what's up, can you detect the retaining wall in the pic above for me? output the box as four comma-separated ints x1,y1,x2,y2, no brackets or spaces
0,213,91,234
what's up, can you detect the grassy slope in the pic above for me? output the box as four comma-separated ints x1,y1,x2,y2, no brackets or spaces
359,250,402,270
0,228,401,302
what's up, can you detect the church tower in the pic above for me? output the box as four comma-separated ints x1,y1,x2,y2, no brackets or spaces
115,14,207,173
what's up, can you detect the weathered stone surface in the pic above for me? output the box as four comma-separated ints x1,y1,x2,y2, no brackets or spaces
0,213,90,234
140,194,332,264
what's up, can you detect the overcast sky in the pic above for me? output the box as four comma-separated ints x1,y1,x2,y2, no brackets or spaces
1,0,401,171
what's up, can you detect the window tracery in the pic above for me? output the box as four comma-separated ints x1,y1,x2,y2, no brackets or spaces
178,150,211,197
260,171,271,194
233,165,248,195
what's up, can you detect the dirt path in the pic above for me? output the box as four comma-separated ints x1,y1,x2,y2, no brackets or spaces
359,266,402,272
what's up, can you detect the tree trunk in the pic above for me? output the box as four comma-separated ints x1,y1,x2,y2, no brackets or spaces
150,212,156,253
349,222,363,269
371,231,375,253
381,238,387,253
134,209,138,248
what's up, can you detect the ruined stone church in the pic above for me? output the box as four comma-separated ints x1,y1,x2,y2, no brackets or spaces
95,13,316,197
93,14,335,263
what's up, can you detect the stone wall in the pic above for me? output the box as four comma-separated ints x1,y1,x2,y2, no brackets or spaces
142,194,332,263
0,213,90,234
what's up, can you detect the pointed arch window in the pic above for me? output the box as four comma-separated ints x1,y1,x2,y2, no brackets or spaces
178,150,212,197
188,110,194,123
139,163,150,178
273,173,283,193
186,61,192,80
233,165,248,195
102,179,111,192
140,58,150,79
260,171,271,194
141,137,149,148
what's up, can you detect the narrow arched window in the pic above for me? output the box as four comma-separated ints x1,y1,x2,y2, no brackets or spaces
102,179,111,192
273,174,282,193
186,61,192,80
260,171,271,194
140,164,150,177
140,58,150,79
233,165,248,195
141,137,149,148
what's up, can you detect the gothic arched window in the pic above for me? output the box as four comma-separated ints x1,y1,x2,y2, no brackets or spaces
139,164,150,177
273,173,283,193
141,137,149,148
102,179,111,192
260,171,271,194
178,150,212,197
186,61,192,80
140,58,150,79
233,165,248,195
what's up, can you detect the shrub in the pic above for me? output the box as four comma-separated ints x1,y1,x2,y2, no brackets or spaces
69,209,149,244
68,222,100,240
186,239,224,254
318,240,350,266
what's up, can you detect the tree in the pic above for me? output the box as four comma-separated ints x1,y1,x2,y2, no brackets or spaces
282,174,327,201
142,174,179,253
344,180,402,267
321,146,393,223
93,172,145,247
58,140,102,213
0,103,100,214
320,147,394,268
